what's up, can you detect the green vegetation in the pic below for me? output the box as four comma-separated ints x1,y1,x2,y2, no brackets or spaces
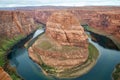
83,26,99,61
36,23,44,29
8,70,21,80
82,25,102,34
38,40,53,50
88,43,99,61
37,34,80,53
52,43,99,78
60,45,79,52
0,35,23,66
83,25,120,80
0,35,24,80
36,34,99,77
41,63,56,74
82,25,120,50
39,40,79,52
113,64,120,80
31,30,100,78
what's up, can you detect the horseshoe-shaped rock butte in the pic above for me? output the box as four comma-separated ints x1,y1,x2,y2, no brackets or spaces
29,11,89,78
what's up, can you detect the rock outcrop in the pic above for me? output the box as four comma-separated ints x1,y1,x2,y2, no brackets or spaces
46,11,88,47
0,67,12,80
29,12,89,77
0,11,37,79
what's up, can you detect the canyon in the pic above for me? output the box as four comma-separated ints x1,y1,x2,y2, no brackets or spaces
46,11,88,47
0,6,120,44
0,6,120,79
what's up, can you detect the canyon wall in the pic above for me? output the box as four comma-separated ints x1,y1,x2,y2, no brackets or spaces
46,11,88,47
26,7,120,42
0,7,119,41
0,11,36,39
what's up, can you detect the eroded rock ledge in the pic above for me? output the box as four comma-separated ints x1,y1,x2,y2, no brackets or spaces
28,12,95,78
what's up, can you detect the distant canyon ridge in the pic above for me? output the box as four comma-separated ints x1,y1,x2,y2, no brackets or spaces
0,6,120,44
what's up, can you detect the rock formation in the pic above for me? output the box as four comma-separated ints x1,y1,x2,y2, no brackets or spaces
29,11,89,77
24,7,120,45
0,11,37,79
0,67,12,80
0,6,119,78
2,7,119,43
46,11,88,47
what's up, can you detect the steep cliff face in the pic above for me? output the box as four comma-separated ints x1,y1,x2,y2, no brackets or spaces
0,11,36,39
35,10,52,24
46,11,88,47
0,11,37,79
73,10,120,41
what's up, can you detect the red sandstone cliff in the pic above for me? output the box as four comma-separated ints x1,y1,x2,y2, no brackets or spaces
25,7,120,43
0,11,36,39
46,11,88,47
1,7,119,42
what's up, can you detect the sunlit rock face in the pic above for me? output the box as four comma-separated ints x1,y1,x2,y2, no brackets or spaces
46,11,88,47
0,11,36,38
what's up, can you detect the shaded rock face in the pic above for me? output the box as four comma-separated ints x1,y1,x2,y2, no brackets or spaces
0,11,36,38
46,11,88,47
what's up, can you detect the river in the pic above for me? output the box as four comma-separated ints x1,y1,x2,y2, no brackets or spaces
8,29,120,80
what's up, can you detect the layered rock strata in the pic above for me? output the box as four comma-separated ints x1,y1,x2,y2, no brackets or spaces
25,7,120,44
29,12,89,77
0,11,36,39
46,12,88,47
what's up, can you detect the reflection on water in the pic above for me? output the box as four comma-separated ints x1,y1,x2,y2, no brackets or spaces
89,31,119,50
